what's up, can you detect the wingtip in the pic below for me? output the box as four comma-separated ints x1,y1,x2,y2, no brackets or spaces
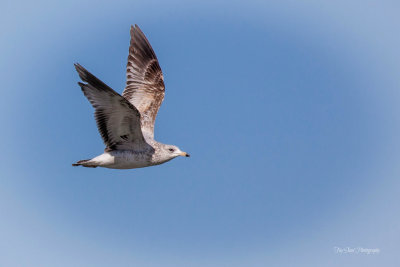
74,64,89,82
74,63,83,73
77,82,86,92
130,24,143,38
130,25,135,36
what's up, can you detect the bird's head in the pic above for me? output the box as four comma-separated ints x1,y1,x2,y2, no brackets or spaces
164,145,190,158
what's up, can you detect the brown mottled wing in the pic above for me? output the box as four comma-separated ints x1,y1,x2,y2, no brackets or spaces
75,63,147,151
122,25,165,139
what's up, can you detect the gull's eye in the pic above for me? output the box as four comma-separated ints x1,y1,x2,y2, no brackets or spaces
168,148,175,152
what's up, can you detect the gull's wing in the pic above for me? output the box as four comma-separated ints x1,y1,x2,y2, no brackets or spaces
122,25,165,139
75,63,147,151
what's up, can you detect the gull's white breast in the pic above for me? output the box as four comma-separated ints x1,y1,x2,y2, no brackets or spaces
89,151,154,169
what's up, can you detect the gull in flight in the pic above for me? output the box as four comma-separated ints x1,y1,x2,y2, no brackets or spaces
72,25,190,169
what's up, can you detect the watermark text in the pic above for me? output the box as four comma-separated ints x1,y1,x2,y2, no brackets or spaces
334,247,380,254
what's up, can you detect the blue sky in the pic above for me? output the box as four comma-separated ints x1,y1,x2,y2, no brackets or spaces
1,0,399,266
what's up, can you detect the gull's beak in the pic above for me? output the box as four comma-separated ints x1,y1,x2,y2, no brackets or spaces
180,152,190,157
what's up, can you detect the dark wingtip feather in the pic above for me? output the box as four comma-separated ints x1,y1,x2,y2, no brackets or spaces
130,25,134,36
130,24,142,38
74,63,89,82
74,63,82,71
72,159,91,167
77,82,86,92
74,63,114,93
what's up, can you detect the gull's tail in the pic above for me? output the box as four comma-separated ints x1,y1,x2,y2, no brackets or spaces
72,159,98,168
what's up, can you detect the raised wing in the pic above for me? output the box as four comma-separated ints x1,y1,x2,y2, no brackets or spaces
122,25,165,139
75,63,147,151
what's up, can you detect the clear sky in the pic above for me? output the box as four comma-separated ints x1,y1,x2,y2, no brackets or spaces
1,0,399,266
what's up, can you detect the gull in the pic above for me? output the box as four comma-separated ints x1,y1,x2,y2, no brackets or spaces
72,25,190,169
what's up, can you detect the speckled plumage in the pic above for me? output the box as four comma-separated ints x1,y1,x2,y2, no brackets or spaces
72,25,189,169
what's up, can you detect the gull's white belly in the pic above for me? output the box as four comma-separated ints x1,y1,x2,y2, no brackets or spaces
90,151,155,169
